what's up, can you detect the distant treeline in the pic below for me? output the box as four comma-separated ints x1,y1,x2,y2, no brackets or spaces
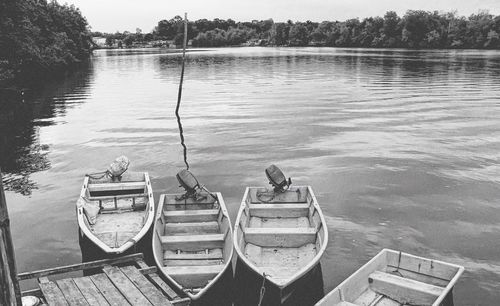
0,0,92,84
97,10,500,49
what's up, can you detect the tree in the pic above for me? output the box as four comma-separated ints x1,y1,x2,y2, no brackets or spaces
105,36,114,47
402,10,432,48
289,23,309,46
123,35,134,47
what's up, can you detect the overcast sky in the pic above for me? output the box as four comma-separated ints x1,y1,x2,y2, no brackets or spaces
64,0,500,33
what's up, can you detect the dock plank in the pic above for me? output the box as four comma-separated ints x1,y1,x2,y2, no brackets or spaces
73,277,110,306
55,278,90,306
90,273,131,306
38,278,69,306
102,266,153,306
120,266,173,306
136,260,179,300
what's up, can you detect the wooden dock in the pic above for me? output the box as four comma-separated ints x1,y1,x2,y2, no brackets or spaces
17,253,191,306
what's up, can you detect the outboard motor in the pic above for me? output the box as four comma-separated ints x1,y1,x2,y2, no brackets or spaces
86,155,130,181
176,169,218,203
265,164,292,193
107,155,130,180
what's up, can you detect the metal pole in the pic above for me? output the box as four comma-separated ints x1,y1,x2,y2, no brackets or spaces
0,169,22,305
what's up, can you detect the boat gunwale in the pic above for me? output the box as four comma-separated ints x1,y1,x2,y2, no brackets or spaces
76,173,155,254
153,192,234,301
233,185,329,290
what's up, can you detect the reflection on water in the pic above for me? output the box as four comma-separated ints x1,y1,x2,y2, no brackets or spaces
2,47,500,305
0,65,94,194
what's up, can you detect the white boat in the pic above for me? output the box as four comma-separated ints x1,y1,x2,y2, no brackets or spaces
233,185,328,305
315,249,464,306
76,172,155,254
152,190,233,301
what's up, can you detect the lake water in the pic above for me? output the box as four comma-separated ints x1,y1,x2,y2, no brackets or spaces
2,47,500,304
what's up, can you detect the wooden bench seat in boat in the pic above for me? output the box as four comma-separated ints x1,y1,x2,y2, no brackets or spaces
243,227,317,247
88,181,146,192
160,233,225,251
165,221,220,235
163,209,219,223
164,248,224,266
249,216,311,228
248,203,310,218
368,271,444,305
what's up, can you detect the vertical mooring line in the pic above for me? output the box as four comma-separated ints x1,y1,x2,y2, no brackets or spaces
175,13,189,170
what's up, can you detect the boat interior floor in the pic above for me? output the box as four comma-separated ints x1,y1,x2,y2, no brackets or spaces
92,212,145,248
161,206,225,290
244,210,318,285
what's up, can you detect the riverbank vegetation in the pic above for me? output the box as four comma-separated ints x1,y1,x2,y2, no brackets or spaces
98,10,500,49
0,0,92,85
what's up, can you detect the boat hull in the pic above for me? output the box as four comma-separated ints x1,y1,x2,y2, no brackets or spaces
315,249,464,306
233,186,328,305
152,192,233,302
234,257,324,306
77,172,155,255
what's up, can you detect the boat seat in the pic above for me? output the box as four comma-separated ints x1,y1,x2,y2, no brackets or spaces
248,203,310,218
244,227,316,247
164,248,223,261
165,221,220,235
161,234,224,251
88,181,146,192
368,271,444,305
163,264,225,288
163,209,219,223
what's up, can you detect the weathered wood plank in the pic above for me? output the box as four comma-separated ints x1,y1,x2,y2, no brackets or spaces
171,298,191,306
136,260,179,300
90,273,131,306
18,253,143,280
102,266,153,306
164,209,219,222
164,194,216,205
368,271,443,305
73,277,110,306
120,266,173,306
38,278,69,306
88,182,146,192
164,249,223,261
165,221,219,235
161,234,224,251
386,250,459,281
89,193,146,201
55,278,90,306
248,187,308,203
248,203,310,218
243,227,316,247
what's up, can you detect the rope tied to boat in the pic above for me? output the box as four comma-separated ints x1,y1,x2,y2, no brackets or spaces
257,272,267,306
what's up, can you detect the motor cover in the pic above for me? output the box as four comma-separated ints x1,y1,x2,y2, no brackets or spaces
176,169,199,193
265,164,291,191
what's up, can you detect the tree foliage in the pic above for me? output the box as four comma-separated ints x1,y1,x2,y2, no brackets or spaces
120,11,500,49
0,0,92,84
